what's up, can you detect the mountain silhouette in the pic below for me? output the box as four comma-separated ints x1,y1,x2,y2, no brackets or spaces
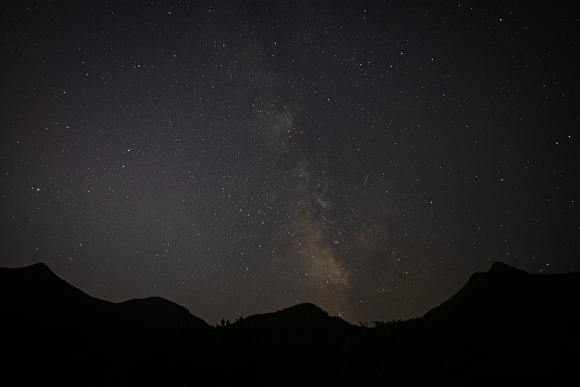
0,263,208,335
396,262,580,385
0,263,209,384
1,261,578,385
420,260,580,340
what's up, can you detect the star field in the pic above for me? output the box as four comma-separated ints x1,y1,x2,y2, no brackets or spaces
1,0,578,324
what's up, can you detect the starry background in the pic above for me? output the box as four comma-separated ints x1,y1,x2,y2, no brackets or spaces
1,0,578,325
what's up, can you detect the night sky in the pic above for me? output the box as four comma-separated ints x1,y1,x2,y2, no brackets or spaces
1,0,578,325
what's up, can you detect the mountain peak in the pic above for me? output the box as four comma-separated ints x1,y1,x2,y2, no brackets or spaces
488,261,529,277
285,302,327,315
0,262,61,288
27,262,50,269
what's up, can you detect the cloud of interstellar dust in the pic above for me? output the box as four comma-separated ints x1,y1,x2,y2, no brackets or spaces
289,210,349,286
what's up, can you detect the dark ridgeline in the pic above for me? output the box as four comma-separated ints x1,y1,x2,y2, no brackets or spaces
1,261,578,385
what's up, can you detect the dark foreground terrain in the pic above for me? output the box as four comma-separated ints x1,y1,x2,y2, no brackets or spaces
1,261,578,385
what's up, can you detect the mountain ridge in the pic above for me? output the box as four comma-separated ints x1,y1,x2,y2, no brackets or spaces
1,260,578,385
1,260,564,326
